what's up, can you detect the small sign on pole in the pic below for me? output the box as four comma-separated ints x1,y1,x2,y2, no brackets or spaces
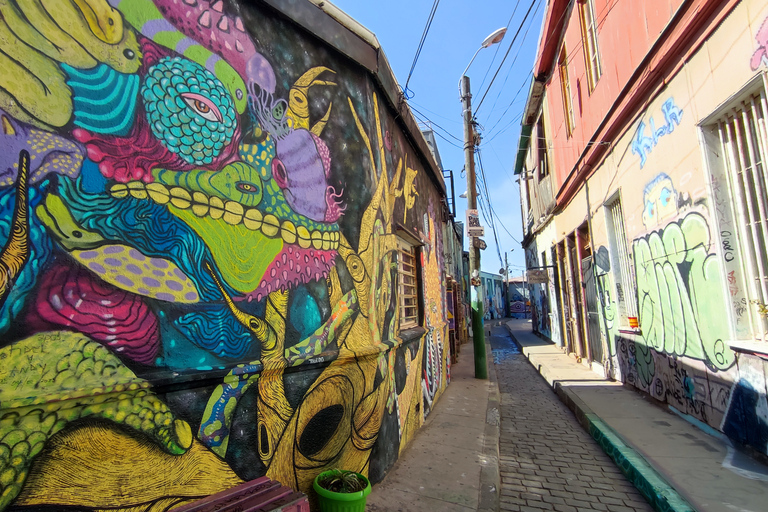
466,209,484,237
526,269,548,284
473,238,487,250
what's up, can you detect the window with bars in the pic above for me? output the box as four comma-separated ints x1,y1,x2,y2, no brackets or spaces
559,46,575,137
578,0,602,92
709,87,768,340
398,237,421,329
605,195,638,329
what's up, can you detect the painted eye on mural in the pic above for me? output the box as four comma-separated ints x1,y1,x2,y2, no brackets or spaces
236,181,261,194
290,90,306,108
645,201,655,218
659,187,672,207
181,93,223,122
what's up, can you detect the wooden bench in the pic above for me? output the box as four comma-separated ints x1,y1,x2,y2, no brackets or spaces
173,477,309,512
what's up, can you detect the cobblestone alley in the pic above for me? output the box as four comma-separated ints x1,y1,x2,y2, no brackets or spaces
488,322,653,512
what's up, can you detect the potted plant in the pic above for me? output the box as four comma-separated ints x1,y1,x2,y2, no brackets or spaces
313,469,371,512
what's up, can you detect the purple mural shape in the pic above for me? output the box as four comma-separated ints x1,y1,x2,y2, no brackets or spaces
1,111,84,185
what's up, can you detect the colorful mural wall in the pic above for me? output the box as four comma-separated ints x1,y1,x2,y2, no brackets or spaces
0,1,451,509
480,271,504,320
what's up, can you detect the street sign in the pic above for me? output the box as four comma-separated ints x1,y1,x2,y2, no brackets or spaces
473,238,487,250
527,269,548,284
466,209,484,237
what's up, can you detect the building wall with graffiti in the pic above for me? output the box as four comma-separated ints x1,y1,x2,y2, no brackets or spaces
0,1,453,509
479,271,505,319
521,0,768,457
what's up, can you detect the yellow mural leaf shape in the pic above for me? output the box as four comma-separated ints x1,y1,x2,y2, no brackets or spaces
15,424,241,510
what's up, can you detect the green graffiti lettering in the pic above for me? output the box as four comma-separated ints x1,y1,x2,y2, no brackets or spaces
632,211,734,379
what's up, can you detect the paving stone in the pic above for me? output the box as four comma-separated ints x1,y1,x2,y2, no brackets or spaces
492,329,653,512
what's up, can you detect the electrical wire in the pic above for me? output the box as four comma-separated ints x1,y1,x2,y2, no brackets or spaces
410,108,463,150
482,0,587,144
483,77,528,141
483,111,524,145
409,100,463,126
473,0,541,118
409,105,463,143
402,0,441,99
477,148,523,248
481,0,543,137
475,150,505,269
475,1,522,96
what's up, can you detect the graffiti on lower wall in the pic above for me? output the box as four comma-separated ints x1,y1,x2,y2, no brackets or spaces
616,333,768,455
603,169,768,454
0,0,449,509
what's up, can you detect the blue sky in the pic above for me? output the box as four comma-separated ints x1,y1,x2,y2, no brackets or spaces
330,0,546,276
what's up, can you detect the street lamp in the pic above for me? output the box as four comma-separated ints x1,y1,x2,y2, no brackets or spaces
458,28,508,94
460,27,507,379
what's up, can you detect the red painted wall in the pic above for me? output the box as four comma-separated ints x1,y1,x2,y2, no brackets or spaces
545,0,683,190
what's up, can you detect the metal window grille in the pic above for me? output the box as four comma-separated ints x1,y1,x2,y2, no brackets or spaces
718,91,768,338
579,0,602,91
398,239,419,328
606,197,638,327
558,46,575,137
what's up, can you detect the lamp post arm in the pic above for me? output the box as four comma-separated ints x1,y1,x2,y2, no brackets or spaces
458,47,483,96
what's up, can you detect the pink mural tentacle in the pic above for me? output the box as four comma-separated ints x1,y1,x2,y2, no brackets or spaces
29,264,160,364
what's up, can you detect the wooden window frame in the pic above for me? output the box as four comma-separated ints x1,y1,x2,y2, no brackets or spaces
397,235,422,329
558,46,575,138
536,115,549,179
578,0,603,92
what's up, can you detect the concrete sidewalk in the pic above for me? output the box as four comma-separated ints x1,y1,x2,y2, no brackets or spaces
367,341,500,512
506,318,768,512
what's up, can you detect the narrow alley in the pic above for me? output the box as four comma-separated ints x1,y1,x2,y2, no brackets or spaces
488,321,652,512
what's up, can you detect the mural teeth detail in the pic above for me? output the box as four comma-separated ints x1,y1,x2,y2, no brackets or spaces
243,208,263,230
281,220,297,244
297,226,311,249
208,196,225,220
223,201,244,225
192,191,209,217
311,230,322,250
262,214,280,237
169,187,191,209
127,181,148,200
110,183,128,198
108,182,339,249
146,183,171,204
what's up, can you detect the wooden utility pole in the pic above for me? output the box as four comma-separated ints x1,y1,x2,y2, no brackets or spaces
461,75,487,379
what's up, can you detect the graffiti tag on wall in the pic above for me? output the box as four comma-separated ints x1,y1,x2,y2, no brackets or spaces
631,99,683,168
632,211,735,385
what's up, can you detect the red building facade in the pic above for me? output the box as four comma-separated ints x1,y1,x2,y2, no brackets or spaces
517,0,768,456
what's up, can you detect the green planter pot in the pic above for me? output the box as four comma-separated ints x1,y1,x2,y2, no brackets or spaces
313,470,371,512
